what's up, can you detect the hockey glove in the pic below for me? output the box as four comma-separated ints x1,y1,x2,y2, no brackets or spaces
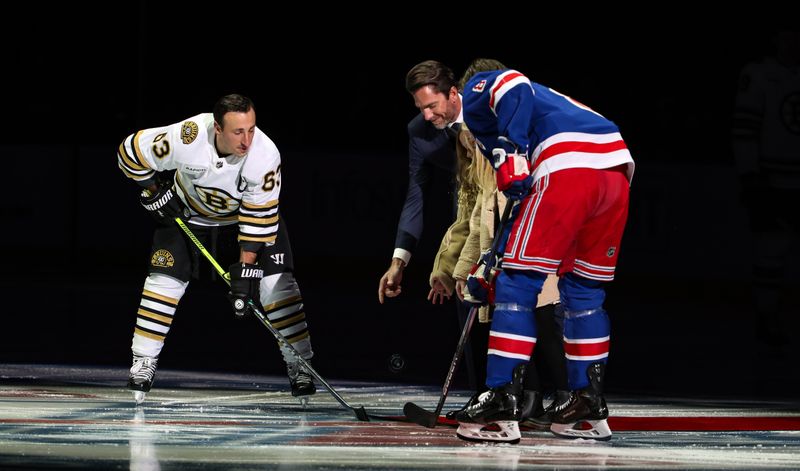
464,249,501,306
139,184,190,225
492,148,533,201
228,262,264,319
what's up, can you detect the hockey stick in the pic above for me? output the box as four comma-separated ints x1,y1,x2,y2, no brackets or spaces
402,201,515,428
403,305,477,428
175,217,370,422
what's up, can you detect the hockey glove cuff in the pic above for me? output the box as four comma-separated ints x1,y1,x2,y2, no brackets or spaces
492,148,533,201
464,249,501,306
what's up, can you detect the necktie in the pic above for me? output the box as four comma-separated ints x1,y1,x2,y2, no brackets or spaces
447,122,462,139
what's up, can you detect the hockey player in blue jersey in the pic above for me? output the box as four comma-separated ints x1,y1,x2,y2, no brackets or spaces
454,69,634,442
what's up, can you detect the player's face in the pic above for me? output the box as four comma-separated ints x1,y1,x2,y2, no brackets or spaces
413,85,459,130
216,109,257,157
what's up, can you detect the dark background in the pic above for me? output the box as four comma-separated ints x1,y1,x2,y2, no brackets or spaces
1,8,797,399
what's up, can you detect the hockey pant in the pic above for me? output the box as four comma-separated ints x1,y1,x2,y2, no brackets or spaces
559,273,610,390
131,222,313,363
130,271,314,362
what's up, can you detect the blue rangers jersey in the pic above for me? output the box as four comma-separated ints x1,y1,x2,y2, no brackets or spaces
462,70,634,183
117,113,281,249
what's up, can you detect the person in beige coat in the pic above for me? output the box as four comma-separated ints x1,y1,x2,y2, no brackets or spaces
428,122,568,428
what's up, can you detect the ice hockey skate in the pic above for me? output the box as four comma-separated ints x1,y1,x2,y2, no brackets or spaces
455,364,525,444
287,361,316,407
551,363,611,440
520,390,570,430
127,354,158,405
445,390,482,420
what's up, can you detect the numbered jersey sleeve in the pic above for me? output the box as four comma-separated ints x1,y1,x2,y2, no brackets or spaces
116,114,219,190
117,119,196,187
237,134,281,251
463,69,535,157
117,113,282,251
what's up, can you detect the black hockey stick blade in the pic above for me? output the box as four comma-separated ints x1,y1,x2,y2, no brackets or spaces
403,401,438,428
353,406,369,421
365,412,406,422
173,219,372,422
246,299,371,422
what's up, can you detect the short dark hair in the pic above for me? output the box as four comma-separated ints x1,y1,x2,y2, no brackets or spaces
459,58,507,91
405,60,456,95
213,94,255,128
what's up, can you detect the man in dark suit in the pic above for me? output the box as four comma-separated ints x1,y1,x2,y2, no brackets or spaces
377,60,461,303
377,60,484,388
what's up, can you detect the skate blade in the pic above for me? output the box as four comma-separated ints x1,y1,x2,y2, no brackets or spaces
519,418,552,431
550,419,612,440
132,390,146,405
298,396,309,408
456,421,520,444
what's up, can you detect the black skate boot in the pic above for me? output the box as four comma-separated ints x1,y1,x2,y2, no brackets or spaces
520,389,570,430
287,361,316,405
128,354,158,405
455,364,525,443
445,390,482,421
551,363,611,440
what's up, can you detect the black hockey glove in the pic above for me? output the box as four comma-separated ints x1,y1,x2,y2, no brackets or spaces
228,262,264,319
139,184,190,225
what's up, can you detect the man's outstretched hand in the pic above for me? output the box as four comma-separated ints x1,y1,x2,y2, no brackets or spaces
378,258,405,303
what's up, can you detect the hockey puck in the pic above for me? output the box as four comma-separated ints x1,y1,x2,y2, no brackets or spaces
388,354,406,373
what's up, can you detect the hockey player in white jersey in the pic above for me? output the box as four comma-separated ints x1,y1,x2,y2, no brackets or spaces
732,28,800,346
118,94,317,404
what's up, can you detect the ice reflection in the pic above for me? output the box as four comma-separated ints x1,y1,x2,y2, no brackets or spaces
129,408,160,471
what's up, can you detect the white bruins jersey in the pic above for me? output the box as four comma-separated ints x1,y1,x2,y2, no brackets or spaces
117,113,281,247
733,57,800,188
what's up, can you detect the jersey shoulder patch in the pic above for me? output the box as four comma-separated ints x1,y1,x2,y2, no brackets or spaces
181,120,199,144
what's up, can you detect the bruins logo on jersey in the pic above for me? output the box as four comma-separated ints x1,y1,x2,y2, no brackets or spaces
151,249,175,267
193,184,240,216
181,121,199,144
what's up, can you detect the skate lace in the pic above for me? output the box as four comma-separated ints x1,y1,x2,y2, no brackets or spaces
130,356,157,381
473,390,493,407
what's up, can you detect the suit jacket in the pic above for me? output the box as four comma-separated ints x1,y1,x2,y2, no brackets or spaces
394,114,457,254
